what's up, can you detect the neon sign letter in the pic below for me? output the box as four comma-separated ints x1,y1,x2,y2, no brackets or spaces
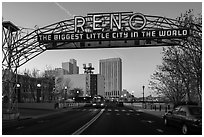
92,15,102,31
74,16,85,32
110,13,122,30
129,13,146,30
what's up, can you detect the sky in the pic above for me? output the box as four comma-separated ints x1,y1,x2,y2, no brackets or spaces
2,2,202,97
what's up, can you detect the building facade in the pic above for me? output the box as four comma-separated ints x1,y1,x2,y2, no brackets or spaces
58,74,105,98
62,59,79,74
99,58,122,99
2,73,55,103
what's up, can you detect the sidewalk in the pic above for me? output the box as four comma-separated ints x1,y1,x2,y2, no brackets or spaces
2,107,72,127
3,103,86,122
18,108,65,119
138,108,166,118
125,105,166,118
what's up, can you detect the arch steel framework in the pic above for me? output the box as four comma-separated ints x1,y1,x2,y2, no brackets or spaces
2,12,202,117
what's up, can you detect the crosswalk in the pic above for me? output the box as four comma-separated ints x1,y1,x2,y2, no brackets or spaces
75,108,140,113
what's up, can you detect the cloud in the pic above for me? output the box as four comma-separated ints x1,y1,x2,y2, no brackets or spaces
55,2,74,18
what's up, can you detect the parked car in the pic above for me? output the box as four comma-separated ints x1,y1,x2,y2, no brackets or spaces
163,105,202,134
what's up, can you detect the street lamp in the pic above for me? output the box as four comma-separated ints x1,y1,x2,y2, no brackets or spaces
76,90,80,97
37,84,41,103
16,83,20,88
16,84,21,103
37,84,41,88
142,85,146,109
64,86,67,100
142,85,145,103
132,91,134,96
131,91,134,102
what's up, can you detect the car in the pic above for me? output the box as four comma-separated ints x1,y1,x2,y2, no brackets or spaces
163,105,202,134
116,101,124,107
92,102,105,108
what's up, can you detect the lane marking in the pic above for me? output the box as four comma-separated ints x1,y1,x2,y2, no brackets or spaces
37,120,45,123
137,109,143,112
108,109,112,112
116,113,120,115
16,126,24,130
126,113,130,116
115,109,119,112
141,120,154,123
147,120,154,123
122,109,126,112
156,129,164,133
72,108,105,135
129,110,134,112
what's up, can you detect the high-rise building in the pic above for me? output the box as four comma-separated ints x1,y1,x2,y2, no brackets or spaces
99,58,122,98
62,59,79,74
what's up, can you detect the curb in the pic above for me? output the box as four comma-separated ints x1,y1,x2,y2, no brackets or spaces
140,109,165,118
31,108,70,119
125,105,165,118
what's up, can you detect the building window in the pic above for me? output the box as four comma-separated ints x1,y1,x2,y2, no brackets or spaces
134,40,139,45
146,39,151,44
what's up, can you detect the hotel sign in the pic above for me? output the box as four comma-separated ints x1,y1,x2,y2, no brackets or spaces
37,12,190,43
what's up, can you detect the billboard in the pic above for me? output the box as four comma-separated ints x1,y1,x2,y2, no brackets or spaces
37,12,190,48
38,29,189,43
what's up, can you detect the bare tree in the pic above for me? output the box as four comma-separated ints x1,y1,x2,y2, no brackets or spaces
31,68,40,78
149,10,202,105
41,65,56,78
23,68,31,77
55,76,72,99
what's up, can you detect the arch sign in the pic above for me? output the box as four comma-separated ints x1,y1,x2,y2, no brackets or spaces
37,12,189,47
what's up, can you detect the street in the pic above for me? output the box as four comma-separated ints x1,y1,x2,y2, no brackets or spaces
82,104,181,135
2,2,202,136
3,104,182,135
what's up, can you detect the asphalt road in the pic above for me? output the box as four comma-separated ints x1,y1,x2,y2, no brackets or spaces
82,104,181,135
3,104,182,135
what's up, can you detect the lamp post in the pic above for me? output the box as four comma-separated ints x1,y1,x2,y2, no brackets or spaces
16,83,21,103
76,90,79,97
132,91,134,102
37,84,41,103
142,85,145,103
64,86,67,101
124,94,127,102
132,91,134,96
142,85,145,108
51,87,55,101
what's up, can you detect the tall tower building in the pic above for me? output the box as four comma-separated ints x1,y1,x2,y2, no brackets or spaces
70,59,79,74
62,59,79,74
99,58,122,98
